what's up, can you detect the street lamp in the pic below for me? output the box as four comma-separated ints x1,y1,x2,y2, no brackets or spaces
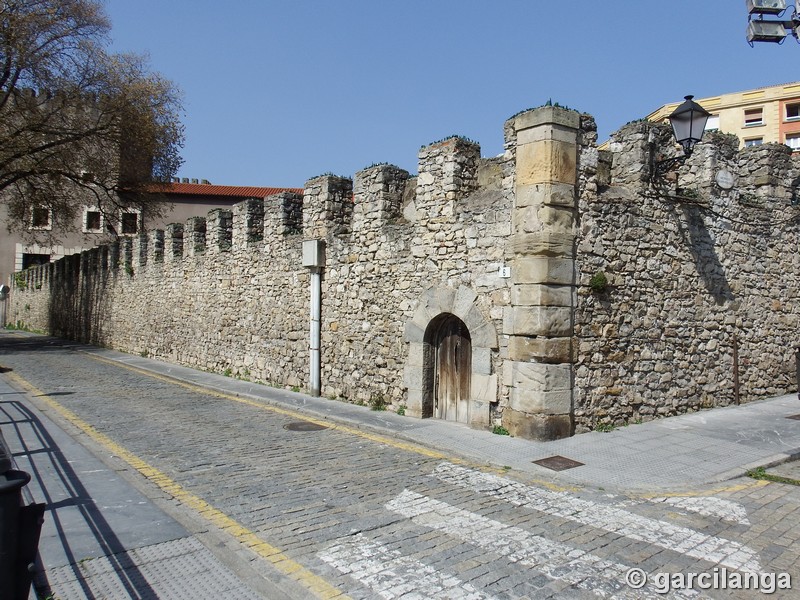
746,0,800,45
649,96,711,182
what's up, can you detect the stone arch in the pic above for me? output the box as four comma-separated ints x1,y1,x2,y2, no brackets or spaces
403,285,498,427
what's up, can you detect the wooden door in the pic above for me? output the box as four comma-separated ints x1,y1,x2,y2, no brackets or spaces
434,315,471,423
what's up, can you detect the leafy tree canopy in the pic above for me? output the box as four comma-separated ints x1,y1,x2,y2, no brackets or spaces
0,0,184,240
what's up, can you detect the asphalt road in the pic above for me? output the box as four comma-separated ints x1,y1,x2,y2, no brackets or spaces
1,334,799,599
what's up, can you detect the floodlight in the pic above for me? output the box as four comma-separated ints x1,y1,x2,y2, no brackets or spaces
747,19,789,42
747,0,787,16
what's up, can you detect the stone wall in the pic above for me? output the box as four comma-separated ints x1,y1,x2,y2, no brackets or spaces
9,106,800,440
574,121,800,432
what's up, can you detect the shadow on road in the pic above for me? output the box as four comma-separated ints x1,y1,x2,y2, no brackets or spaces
0,397,160,600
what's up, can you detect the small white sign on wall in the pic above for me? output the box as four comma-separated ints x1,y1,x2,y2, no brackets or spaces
498,265,511,278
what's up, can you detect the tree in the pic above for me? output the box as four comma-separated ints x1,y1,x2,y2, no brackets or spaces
0,0,184,240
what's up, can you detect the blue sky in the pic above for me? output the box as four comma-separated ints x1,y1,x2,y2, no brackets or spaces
105,1,797,187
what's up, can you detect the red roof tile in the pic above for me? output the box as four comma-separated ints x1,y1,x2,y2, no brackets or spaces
148,182,303,198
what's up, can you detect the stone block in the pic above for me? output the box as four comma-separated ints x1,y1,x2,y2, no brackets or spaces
509,387,572,415
471,321,499,349
504,409,572,441
511,284,573,307
452,285,478,320
405,387,424,418
513,257,575,285
511,232,575,257
512,107,581,133
407,342,425,367
508,336,572,363
516,140,577,186
403,365,423,390
510,306,572,337
471,373,497,403
469,400,492,428
515,182,576,209
404,321,425,343
517,123,579,145
471,346,492,375
509,360,571,391
463,303,489,334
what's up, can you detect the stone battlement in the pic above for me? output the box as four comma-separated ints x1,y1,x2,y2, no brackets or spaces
10,104,800,441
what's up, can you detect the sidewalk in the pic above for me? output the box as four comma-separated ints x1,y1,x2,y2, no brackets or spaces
0,374,298,600
2,332,800,599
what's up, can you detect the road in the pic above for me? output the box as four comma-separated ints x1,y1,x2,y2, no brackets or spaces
1,333,798,599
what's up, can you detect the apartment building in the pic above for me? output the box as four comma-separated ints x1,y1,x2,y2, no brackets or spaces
647,81,800,151
1,180,301,286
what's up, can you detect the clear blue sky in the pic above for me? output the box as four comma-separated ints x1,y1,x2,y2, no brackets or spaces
104,0,797,187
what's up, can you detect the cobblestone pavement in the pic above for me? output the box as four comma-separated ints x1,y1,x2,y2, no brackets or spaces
1,335,798,599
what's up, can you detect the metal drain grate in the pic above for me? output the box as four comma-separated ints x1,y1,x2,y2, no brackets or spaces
283,421,328,432
533,455,585,471
786,414,800,421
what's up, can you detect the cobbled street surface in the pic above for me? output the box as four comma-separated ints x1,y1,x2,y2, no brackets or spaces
1,335,799,599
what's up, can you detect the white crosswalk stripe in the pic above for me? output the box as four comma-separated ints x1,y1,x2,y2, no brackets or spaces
318,533,499,600
646,496,751,525
431,462,761,573
386,489,699,599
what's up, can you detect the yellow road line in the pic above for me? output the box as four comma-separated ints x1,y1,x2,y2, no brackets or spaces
636,477,770,499
5,371,350,600
81,351,578,492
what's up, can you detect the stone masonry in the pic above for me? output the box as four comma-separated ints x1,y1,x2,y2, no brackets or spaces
8,105,800,440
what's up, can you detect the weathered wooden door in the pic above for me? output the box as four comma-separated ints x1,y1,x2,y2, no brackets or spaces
433,315,471,423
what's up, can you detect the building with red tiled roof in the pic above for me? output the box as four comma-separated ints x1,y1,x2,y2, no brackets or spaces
1,180,302,286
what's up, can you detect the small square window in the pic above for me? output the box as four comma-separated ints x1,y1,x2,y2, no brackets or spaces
745,137,763,147
30,207,52,229
786,103,800,121
84,209,103,233
786,134,800,150
744,108,763,127
121,212,139,235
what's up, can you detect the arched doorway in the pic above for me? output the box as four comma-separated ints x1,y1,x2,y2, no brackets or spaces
423,313,471,423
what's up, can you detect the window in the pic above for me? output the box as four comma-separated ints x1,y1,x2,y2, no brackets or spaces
83,208,103,233
745,137,763,147
704,115,720,132
744,108,763,127
30,207,52,230
120,211,140,235
786,103,800,121
786,134,800,151
22,253,50,269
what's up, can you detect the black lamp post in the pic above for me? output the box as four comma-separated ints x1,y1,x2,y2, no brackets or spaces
668,95,711,157
649,95,711,182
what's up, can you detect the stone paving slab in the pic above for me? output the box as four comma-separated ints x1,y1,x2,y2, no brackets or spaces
82,343,800,493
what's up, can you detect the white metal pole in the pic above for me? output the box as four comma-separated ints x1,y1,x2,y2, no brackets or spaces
310,267,321,396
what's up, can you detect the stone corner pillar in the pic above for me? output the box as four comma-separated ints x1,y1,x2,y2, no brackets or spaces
504,106,580,441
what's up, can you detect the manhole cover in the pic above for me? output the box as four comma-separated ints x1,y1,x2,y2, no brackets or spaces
786,414,800,421
283,421,328,432
533,455,585,471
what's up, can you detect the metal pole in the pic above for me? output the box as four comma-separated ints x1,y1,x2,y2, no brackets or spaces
733,336,740,406
309,268,321,397
796,347,800,401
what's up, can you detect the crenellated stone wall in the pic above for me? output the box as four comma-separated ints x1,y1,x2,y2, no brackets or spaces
8,105,800,440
